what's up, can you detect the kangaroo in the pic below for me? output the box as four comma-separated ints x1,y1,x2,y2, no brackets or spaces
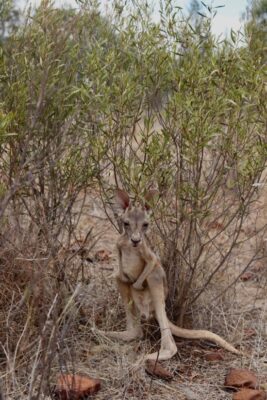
116,190,158,291
101,189,239,361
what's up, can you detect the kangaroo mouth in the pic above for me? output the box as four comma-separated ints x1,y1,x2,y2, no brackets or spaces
131,241,140,248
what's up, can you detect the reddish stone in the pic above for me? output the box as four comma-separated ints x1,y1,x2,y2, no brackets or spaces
145,360,173,381
225,369,258,389
54,374,101,400
233,388,266,400
204,351,224,362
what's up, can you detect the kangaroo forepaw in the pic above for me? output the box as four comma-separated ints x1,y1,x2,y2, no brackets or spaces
132,281,144,290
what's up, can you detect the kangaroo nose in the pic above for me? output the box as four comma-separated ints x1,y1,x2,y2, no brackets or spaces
131,238,141,246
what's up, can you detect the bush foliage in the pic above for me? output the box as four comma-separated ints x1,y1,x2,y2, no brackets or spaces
0,0,266,316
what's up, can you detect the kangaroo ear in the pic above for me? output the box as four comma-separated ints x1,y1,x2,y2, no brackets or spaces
115,189,130,211
144,189,158,211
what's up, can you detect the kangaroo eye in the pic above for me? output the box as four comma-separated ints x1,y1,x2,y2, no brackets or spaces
124,221,130,227
143,222,149,228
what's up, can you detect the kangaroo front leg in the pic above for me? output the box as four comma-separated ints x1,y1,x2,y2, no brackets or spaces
101,277,143,341
132,260,155,290
146,273,177,361
133,249,159,291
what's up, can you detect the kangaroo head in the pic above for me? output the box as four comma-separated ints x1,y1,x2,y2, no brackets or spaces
115,189,155,247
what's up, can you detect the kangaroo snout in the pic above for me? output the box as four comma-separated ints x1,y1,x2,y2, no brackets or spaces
131,237,141,246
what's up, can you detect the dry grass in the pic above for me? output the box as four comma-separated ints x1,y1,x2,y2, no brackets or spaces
0,187,266,400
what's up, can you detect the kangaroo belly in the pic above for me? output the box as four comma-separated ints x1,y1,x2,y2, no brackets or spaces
121,249,145,282
131,287,154,320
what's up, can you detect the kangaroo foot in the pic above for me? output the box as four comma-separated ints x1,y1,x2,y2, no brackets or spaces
145,347,177,361
97,328,143,342
145,342,177,361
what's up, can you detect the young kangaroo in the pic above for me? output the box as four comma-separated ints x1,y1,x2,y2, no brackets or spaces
101,189,239,361
116,190,159,291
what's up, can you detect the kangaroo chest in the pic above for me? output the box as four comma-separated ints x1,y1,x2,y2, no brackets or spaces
120,247,145,282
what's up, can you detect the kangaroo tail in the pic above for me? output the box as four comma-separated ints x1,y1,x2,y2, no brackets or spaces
168,319,240,355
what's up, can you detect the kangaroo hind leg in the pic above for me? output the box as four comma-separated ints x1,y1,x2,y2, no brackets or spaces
145,273,177,361
99,277,143,341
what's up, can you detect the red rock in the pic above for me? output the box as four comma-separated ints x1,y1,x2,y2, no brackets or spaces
204,351,224,362
233,388,266,400
145,360,173,381
225,369,258,389
54,374,101,399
